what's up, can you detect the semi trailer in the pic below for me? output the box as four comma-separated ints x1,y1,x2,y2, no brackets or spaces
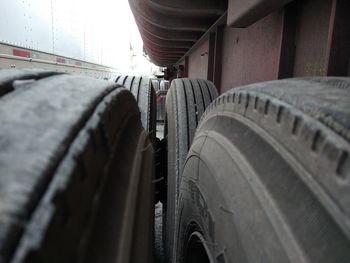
0,0,130,79
0,0,350,263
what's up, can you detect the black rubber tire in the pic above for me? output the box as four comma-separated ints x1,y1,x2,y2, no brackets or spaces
0,69,154,263
164,78,218,262
160,80,169,91
176,78,350,263
152,79,160,92
115,75,156,143
156,90,167,123
0,69,62,97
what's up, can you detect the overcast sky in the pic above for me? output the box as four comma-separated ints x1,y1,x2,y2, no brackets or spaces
81,0,151,72
0,0,154,74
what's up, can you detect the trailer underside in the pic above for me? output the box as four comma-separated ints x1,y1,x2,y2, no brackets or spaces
0,1,349,263
131,0,350,93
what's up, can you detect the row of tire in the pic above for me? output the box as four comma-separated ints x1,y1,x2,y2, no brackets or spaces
163,77,350,263
0,69,349,263
97,75,350,263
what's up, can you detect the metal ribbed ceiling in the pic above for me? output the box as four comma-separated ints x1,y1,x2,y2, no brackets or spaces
129,0,227,66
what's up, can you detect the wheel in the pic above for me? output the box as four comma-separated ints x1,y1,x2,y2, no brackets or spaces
0,69,154,263
156,90,167,123
160,80,169,91
152,79,160,92
177,78,350,263
115,75,156,143
164,78,218,262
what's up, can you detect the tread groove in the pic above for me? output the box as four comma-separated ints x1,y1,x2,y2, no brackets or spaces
197,79,207,109
254,96,258,109
264,100,270,115
122,75,128,86
136,77,142,104
311,130,322,152
203,79,214,102
292,116,302,135
181,80,191,151
336,151,349,178
189,80,198,126
129,76,136,93
277,106,284,123
245,94,250,109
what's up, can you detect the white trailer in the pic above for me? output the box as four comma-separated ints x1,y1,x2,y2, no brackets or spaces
0,0,121,79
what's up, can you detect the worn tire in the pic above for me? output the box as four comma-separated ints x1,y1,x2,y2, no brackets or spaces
0,69,154,263
177,78,350,263
164,78,218,262
115,75,156,143
152,79,160,92
160,80,169,91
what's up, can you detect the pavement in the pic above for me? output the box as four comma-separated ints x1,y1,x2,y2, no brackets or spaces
154,202,165,263
155,122,165,262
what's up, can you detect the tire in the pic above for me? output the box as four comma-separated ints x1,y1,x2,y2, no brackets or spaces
156,90,167,123
160,80,169,91
164,78,218,262
0,69,62,97
177,78,350,263
0,69,154,263
152,79,160,92
115,75,156,143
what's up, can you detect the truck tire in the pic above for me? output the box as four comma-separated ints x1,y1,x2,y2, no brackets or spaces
115,75,156,143
164,78,218,262
152,79,160,92
0,69,61,97
177,78,350,263
0,70,154,263
160,80,169,91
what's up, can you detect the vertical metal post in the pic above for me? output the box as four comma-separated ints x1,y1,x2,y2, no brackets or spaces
277,2,297,79
207,32,216,81
213,26,223,93
326,0,350,76
184,56,189,77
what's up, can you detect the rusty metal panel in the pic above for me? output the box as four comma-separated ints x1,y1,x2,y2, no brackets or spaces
326,0,350,76
220,11,284,92
213,26,224,92
277,1,297,79
184,56,189,77
227,0,294,27
207,32,216,81
293,0,333,76
188,37,210,79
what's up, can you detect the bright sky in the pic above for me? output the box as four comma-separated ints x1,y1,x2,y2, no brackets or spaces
33,0,155,74
80,0,154,73
0,0,155,74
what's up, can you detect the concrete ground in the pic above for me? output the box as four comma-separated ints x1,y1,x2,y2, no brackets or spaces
154,202,165,263
154,122,165,262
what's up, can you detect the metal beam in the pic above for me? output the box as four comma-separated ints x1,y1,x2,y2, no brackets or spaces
174,12,227,68
227,0,294,27
326,0,350,76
